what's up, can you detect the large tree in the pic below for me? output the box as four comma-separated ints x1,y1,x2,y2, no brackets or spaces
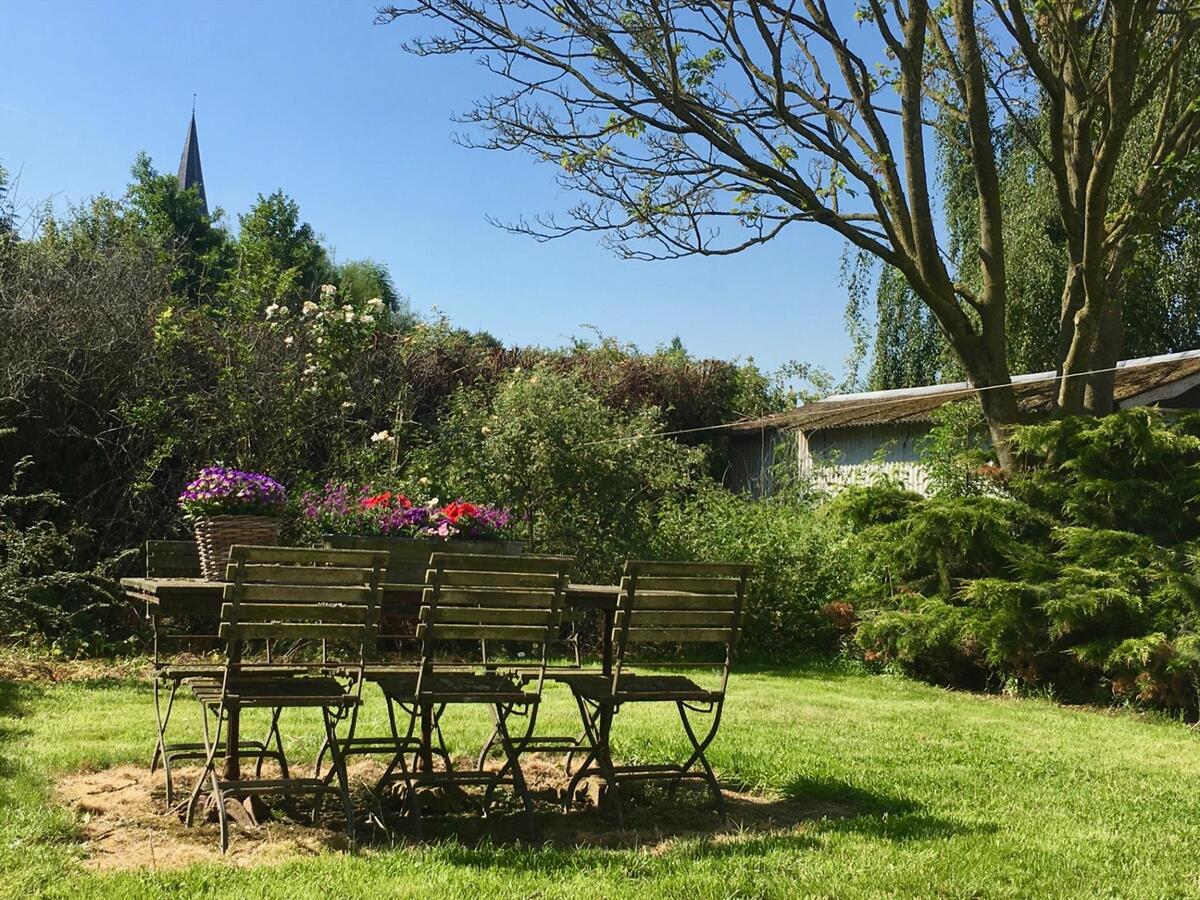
124,154,231,303
380,1,1200,468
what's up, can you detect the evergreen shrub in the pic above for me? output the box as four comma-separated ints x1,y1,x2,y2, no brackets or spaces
843,409,1200,712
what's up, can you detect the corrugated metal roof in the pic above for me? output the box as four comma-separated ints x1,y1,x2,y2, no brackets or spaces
732,350,1200,434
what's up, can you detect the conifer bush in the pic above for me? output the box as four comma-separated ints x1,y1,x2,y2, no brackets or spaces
845,409,1200,713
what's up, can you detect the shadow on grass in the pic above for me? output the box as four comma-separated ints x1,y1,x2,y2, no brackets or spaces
349,768,982,862
780,774,989,842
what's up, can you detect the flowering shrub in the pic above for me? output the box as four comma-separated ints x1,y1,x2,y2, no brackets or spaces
301,482,511,540
178,467,287,520
266,282,387,399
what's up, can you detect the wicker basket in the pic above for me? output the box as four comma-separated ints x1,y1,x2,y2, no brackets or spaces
193,515,280,581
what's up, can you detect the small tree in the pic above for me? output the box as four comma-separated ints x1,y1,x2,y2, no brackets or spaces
225,191,334,314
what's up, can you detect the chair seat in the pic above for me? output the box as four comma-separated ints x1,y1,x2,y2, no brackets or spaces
188,674,357,707
372,671,535,704
161,663,307,681
161,663,224,680
558,673,722,703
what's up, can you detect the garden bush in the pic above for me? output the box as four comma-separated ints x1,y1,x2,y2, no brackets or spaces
407,366,705,582
842,410,1200,712
1008,408,1200,544
655,485,859,655
0,438,136,654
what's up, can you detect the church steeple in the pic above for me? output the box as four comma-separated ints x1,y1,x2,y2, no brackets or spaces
178,106,208,217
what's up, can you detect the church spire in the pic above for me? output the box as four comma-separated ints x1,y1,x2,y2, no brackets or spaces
178,105,208,218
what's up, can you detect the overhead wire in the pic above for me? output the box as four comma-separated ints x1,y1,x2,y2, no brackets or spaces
574,357,1173,448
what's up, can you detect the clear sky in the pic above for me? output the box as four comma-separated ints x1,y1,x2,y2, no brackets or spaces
1,0,858,377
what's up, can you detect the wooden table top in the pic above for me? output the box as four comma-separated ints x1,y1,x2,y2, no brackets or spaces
120,577,620,608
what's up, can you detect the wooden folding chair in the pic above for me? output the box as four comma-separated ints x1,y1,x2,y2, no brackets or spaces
144,540,297,809
369,552,572,836
315,542,528,779
561,560,752,822
181,545,387,851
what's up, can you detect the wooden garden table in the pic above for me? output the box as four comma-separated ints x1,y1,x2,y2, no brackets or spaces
121,577,620,781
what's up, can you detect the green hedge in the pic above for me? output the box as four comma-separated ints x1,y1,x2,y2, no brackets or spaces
655,485,858,655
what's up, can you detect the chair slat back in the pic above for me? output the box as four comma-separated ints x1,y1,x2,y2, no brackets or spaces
221,545,387,668
418,553,572,677
146,540,201,578
611,560,752,691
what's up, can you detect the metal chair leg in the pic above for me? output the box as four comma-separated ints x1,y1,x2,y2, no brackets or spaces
151,678,179,806
563,693,601,808
592,703,623,825
487,702,536,839
256,706,285,778
185,701,223,828
671,700,727,819
564,693,621,823
149,677,172,771
317,700,359,780
322,706,356,847
477,725,500,770
212,764,230,854
373,696,419,794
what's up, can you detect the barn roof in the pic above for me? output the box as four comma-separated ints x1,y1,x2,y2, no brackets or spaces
732,349,1200,434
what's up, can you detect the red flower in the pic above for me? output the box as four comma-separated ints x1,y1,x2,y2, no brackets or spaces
362,491,392,509
441,500,479,523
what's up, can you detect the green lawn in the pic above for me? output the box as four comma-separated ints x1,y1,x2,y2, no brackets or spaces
2,664,1200,899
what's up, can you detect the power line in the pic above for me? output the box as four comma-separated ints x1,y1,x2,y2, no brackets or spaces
576,356,1178,448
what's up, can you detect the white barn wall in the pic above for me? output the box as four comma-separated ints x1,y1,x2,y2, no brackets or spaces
797,423,933,495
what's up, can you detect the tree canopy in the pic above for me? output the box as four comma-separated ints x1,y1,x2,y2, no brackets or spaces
869,102,1200,390
381,1,1200,469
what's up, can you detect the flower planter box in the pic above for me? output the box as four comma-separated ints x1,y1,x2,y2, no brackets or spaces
194,515,280,581
322,534,523,585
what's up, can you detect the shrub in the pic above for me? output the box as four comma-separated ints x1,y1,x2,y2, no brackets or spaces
0,446,135,654
410,366,704,581
842,492,1055,601
1008,408,1200,544
841,413,1200,712
655,485,859,655
917,401,998,497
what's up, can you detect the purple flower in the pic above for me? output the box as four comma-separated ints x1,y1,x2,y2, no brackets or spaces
307,482,512,540
178,467,286,520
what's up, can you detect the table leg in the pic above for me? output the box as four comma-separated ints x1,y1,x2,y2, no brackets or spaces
419,703,434,771
223,705,241,781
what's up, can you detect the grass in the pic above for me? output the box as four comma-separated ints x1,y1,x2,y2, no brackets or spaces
2,662,1200,898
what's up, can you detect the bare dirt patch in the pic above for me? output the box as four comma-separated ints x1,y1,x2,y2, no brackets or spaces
57,764,346,871
56,755,850,871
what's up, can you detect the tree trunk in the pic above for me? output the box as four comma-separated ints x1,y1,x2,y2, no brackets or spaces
1057,268,1122,416
1083,299,1123,414
973,366,1022,472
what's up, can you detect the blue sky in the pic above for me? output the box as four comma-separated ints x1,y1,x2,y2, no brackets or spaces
1,0,859,377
